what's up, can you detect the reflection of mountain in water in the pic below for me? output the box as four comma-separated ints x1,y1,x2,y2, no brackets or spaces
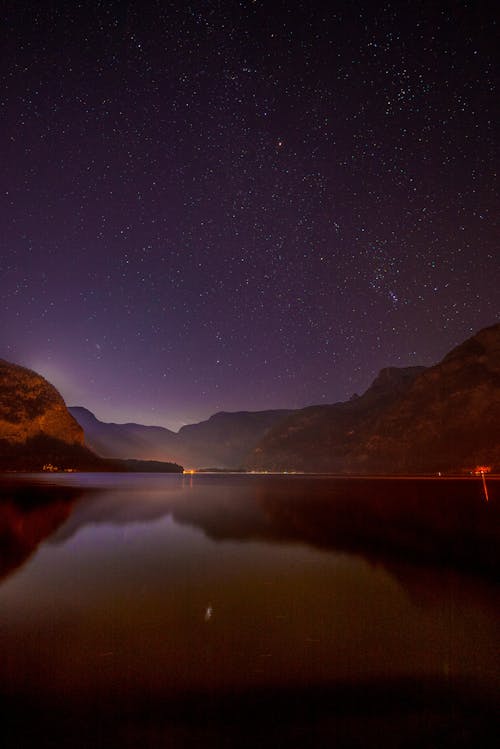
2,476,495,589
170,477,499,583
0,482,83,582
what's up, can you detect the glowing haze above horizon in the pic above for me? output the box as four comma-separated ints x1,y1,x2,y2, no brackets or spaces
1,1,498,431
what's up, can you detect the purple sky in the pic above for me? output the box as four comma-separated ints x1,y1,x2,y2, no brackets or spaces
1,1,498,430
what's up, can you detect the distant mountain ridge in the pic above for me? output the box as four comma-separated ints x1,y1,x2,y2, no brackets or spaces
249,323,500,473
176,410,294,467
69,407,178,461
70,323,500,472
249,366,426,472
2,323,498,473
69,406,294,468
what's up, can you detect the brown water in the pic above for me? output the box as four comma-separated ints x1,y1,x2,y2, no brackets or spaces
0,473,498,747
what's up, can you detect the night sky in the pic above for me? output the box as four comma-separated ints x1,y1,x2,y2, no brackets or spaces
1,1,498,430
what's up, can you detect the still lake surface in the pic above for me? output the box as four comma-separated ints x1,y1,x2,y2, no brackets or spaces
0,473,498,747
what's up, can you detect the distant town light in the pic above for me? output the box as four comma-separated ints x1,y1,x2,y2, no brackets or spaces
474,465,491,475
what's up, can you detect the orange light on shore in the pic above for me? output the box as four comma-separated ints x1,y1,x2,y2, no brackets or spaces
474,465,491,475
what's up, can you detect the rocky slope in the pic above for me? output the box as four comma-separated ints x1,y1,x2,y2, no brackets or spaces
249,323,500,473
0,360,83,445
0,360,141,471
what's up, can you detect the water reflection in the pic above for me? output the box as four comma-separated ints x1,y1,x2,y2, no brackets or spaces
34,475,500,580
0,481,82,582
0,475,498,748
0,475,498,588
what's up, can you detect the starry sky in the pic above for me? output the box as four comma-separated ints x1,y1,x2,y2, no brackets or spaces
1,0,498,430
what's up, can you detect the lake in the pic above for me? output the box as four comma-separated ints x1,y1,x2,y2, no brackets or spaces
0,473,498,747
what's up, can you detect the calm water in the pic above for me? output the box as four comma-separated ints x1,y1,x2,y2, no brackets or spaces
0,473,498,748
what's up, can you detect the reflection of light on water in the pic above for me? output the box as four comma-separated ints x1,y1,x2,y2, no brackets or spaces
481,472,489,502
474,465,491,502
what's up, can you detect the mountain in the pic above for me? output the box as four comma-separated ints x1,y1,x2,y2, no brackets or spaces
69,406,178,461
0,361,182,472
249,323,500,473
176,410,294,468
0,359,83,446
7,322,497,474
348,322,500,473
249,366,426,472
0,359,104,470
70,406,294,468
